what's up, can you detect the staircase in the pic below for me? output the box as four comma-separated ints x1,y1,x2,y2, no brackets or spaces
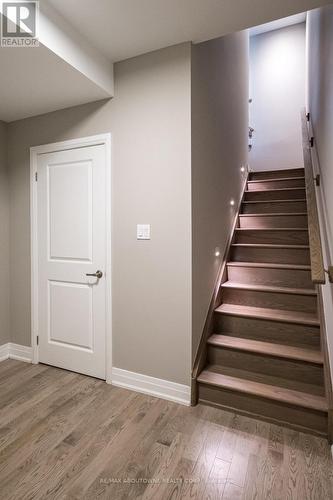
196,167,328,437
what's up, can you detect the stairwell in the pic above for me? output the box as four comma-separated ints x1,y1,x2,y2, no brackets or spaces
196,167,329,437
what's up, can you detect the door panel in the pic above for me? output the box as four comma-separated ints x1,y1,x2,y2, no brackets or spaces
48,160,93,261
37,144,107,379
48,281,93,350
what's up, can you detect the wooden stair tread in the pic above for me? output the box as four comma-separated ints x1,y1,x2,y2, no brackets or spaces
232,243,309,249
227,261,311,270
250,168,304,176
235,228,308,232
197,367,327,412
248,176,305,184
239,213,308,217
245,187,305,194
207,335,323,364
243,199,307,204
215,303,319,326
221,281,316,296
201,365,324,395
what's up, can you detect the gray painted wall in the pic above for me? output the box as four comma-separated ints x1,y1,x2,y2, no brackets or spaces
249,23,306,171
7,43,192,385
307,5,333,378
5,34,250,383
191,32,249,361
0,121,10,345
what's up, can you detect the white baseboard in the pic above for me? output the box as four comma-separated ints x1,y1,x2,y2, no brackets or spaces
0,348,191,405
0,343,9,362
10,343,33,363
111,367,191,406
0,343,33,363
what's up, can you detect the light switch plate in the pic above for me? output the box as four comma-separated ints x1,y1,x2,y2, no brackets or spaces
137,224,150,240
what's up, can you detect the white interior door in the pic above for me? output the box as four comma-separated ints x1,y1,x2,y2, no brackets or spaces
37,143,107,379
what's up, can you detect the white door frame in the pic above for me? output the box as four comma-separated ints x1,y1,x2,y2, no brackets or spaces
30,134,112,383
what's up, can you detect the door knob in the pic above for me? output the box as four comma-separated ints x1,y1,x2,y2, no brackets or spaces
86,270,103,279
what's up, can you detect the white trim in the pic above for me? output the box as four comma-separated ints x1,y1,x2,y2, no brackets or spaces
111,368,191,406
30,135,111,156
9,343,33,363
30,147,39,364
0,344,9,362
104,134,112,384
0,343,33,363
30,134,112,380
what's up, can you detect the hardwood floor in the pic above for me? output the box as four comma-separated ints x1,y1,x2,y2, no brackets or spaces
0,360,332,499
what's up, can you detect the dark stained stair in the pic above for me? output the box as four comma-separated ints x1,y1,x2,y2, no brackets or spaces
196,167,329,437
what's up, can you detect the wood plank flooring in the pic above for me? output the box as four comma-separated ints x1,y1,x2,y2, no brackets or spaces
0,360,332,500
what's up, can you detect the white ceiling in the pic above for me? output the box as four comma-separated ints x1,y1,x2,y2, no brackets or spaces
1,0,332,122
250,12,307,37
0,2,113,122
0,45,109,122
48,0,331,62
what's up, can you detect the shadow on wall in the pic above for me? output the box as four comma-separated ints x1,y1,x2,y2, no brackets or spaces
191,31,249,362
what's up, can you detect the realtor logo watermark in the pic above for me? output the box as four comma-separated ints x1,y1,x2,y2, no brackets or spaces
1,1,39,46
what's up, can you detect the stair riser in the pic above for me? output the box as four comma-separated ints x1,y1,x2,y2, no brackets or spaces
242,201,307,214
198,385,327,435
239,215,308,229
227,265,314,289
249,169,305,181
207,347,324,386
214,314,320,347
235,230,309,245
232,246,310,265
221,288,317,313
247,179,305,191
245,189,306,202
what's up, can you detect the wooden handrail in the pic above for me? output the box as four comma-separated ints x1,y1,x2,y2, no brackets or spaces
301,108,325,284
